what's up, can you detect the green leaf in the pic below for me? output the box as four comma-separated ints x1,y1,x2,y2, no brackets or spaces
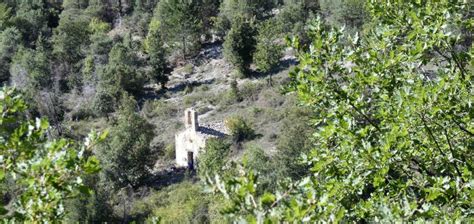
0,205,8,216
99,129,109,141
84,156,100,173
261,192,276,206
77,185,92,195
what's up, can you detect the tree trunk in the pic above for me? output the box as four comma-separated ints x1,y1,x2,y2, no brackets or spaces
182,36,186,61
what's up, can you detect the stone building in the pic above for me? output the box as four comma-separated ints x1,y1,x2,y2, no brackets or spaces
175,108,227,169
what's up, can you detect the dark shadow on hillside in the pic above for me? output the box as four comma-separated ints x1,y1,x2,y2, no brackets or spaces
137,78,215,107
193,41,223,66
249,58,298,79
129,168,197,222
167,78,215,93
147,167,197,190
198,126,227,138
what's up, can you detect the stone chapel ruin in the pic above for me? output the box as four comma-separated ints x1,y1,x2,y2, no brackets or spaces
175,108,227,169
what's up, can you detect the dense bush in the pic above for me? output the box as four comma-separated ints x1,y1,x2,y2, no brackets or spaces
225,116,257,142
0,88,104,222
96,95,157,188
131,181,226,223
197,138,232,179
274,106,313,180
210,1,474,222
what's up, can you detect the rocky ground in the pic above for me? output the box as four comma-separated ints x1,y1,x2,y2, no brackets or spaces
138,42,299,172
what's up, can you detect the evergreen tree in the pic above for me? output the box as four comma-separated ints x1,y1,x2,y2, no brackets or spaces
216,0,275,36
199,0,221,39
52,10,90,65
92,41,145,117
198,138,232,180
10,2,50,46
253,19,284,73
83,18,113,84
105,42,146,94
85,0,108,19
278,0,318,35
145,19,169,89
0,27,21,82
223,16,256,76
0,3,12,31
320,0,367,30
10,38,50,90
155,0,203,60
97,95,157,188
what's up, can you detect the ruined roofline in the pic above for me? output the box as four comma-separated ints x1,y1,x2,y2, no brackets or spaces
197,126,227,138
182,107,228,138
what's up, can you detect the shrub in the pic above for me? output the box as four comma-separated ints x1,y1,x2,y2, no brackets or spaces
209,1,474,221
274,106,313,180
221,79,242,105
0,88,104,222
184,83,194,94
242,145,275,189
182,63,194,74
239,81,263,101
131,181,228,223
164,143,175,160
141,100,156,119
153,100,178,119
197,138,232,179
225,116,256,142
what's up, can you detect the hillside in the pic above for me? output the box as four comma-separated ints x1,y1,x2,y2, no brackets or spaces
1,1,473,223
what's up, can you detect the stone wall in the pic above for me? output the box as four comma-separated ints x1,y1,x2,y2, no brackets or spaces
175,108,227,168
175,128,207,167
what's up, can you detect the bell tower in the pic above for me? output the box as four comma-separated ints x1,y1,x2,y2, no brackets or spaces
184,108,198,131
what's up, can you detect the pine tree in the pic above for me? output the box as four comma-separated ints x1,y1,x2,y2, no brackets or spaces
223,16,256,76
0,3,12,30
0,27,21,82
155,0,203,60
104,42,146,94
145,19,169,89
96,95,157,188
253,19,284,73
